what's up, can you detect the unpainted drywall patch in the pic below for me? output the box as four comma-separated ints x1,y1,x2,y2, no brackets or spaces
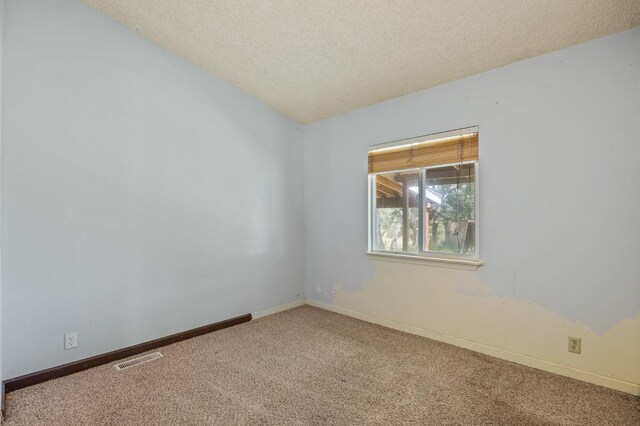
331,260,640,385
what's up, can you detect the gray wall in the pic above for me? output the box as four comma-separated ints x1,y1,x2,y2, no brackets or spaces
1,0,304,379
304,28,640,386
2,0,639,390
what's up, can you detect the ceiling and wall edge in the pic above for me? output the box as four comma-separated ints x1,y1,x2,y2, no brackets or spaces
81,1,640,124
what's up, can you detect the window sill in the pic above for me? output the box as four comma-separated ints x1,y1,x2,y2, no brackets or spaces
366,252,484,270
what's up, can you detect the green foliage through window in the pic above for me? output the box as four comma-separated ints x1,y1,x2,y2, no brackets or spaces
373,163,475,256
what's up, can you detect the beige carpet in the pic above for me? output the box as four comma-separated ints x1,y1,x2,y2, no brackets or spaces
4,306,639,425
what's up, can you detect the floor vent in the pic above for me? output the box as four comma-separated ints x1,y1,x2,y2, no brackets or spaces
114,352,163,371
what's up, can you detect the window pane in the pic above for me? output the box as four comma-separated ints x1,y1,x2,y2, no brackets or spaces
373,171,419,253
424,163,475,254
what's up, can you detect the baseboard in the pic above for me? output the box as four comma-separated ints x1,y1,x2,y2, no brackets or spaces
305,300,640,396
252,299,305,319
3,313,252,393
5,300,637,396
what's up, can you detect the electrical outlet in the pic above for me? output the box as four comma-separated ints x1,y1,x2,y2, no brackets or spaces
316,284,322,294
65,332,78,350
332,288,337,297
568,336,581,354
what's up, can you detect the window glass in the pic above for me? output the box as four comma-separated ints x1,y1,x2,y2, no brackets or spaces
373,171,419,253
424,163,475,254
368,129,479,260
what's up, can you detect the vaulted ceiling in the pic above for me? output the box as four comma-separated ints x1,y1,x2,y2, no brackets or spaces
82,0,640,124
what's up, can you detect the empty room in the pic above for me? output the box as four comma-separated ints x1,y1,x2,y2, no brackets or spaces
0,0,639,424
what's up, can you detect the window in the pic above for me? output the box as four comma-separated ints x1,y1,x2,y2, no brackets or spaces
368,127,479,261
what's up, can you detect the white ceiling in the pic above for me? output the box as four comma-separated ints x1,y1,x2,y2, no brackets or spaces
82,0,640,124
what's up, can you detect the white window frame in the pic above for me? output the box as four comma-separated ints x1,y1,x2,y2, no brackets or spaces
367,127,482,268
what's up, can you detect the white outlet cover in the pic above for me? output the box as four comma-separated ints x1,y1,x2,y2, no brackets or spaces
65,332,78,350
315,284,322,294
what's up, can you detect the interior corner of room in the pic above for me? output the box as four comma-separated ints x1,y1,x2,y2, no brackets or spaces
0,0,639,424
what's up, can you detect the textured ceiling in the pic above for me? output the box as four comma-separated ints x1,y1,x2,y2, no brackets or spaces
82,1,640,124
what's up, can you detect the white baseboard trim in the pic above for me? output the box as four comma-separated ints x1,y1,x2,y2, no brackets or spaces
252,299,305,319
305,300,640,396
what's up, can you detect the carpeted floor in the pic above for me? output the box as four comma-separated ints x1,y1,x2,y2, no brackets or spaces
4,306,639,425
